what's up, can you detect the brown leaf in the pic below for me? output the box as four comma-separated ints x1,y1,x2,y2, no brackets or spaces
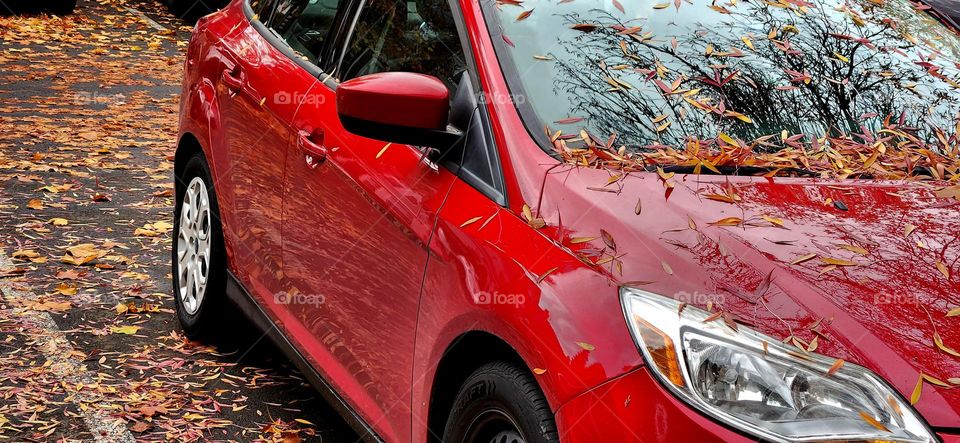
826,358,844,376
600,229,617,250
516,9,533,20
571,24,599,32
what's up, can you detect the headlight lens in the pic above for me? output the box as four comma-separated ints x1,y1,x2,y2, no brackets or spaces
621,287,935,443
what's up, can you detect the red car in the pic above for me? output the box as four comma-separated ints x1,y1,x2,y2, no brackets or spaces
175,0,960,441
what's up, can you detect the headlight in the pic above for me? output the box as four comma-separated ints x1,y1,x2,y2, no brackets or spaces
620,287,936,443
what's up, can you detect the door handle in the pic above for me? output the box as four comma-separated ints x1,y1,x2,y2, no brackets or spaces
298,129,328,166
221,67,244,93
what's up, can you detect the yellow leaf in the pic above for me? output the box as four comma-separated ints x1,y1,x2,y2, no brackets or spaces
904,224,917,237
532,368,547,375
858,411,890,432
934,332,960,358
376,143,392,159
55,282,77,296
569,237,598,244
837,244,869,255
911,373,923,405
936,261,950,279
459,216,483,228
718,133,738,146
709,217,743,226
111,325,141,335
947,307,960,317
576,342,596,351
27,199,43,210
820,257,858,266
790,253,817,265
762,215,784,227
49,218,68,226
294,418,315,426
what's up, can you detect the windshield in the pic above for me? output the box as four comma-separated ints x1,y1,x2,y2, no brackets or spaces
486,0,960,178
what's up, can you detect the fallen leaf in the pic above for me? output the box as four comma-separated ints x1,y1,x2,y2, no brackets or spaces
827,358,844,376
111,325,141,335
858,411,890,432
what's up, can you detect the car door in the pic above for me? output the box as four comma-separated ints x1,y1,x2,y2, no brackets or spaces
279,1,473,441
211,0,312,301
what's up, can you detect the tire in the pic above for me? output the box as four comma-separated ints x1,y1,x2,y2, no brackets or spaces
443,362,559,443
172,152,229,340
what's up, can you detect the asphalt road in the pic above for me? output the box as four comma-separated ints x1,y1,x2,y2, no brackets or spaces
0,0,358,441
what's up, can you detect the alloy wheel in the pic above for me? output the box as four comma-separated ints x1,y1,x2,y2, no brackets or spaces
177,176,212,315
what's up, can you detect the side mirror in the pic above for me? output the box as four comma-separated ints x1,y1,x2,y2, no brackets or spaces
336,72,460,149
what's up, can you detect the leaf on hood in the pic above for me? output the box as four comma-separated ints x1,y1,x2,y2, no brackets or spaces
922,373,951,387
753,269,774,298
576,341,596,351
709,217,743,227
516,9,533,21
936,261,950,279
661,260,673,275
904,224,917,237
911,373,924,405
532,368,547,375
837,244,869,255
600,229,617,250
790,253,817,265
947,307,960,317
634,197,642,215
820,257,858,266
933,185,960,201
459,216,483,228
570,236,598,244
934,332,960,358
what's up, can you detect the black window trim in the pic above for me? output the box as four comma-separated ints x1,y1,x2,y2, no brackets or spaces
243,0,508,207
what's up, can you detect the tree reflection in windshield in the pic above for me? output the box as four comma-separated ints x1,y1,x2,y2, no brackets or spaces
490,0,960,178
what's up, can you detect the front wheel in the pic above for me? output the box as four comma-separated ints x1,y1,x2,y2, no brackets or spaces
443,362,559,443
172,152,228,339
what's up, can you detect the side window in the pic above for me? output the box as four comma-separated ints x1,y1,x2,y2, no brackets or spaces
250,0,279,19
339,0,466,92
267,0,344,64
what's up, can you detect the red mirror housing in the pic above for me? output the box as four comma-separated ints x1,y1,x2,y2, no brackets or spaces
336,72,459,148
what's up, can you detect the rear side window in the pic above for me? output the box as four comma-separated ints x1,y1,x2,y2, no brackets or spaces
250,0,279,18
338,0,466,92
266,0,344,64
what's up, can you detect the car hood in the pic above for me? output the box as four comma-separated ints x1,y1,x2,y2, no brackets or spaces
537,168,960,427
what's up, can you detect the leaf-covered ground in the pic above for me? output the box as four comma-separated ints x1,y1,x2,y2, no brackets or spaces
0,1,355,441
